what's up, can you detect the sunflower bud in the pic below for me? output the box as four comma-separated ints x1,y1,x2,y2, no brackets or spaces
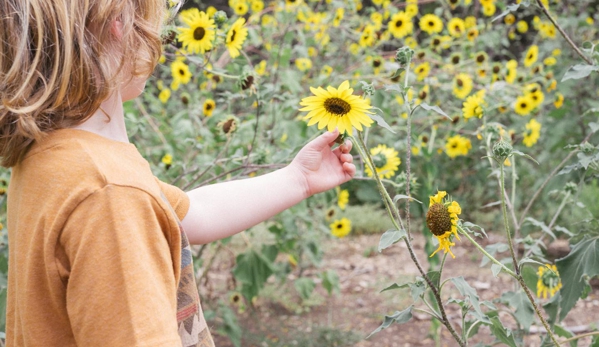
580,142,595,154
564,182,577,194
395,47,414,66
360,81,375,96
493,140,513,161
213,11,228,26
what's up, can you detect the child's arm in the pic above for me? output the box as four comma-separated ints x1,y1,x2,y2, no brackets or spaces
181,130,354,245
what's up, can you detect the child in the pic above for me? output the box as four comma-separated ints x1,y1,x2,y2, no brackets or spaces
0,1,355,346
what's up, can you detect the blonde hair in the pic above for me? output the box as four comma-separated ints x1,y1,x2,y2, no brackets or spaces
0,0,167,167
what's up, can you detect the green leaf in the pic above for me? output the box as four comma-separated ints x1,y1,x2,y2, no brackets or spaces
556,236,599,320
590,122,599,134
521,265,538,295
462,221,488,238
380,282,409,293
492,2,529,22
294,278,315,300
450,277,488,322
490,316,518,347
369,112,397,134
524,217,556,240
519,257,546,270
418,102,451,120
491,263,502,277
542,291,560,326
378,229,407,252
501,290,534,331
233,245,278,301
426,271,441,289
320,270,340,296
390,68,405,79
217,305,242,347
512,150,540,165
554,324,576,347
393,194,422,204
562,64,599,82
367,306,413,338
409,281,426,302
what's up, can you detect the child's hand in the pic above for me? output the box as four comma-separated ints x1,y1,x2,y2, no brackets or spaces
289,129,355,197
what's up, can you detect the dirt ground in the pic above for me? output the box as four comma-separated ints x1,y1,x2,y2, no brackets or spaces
199,233,599,347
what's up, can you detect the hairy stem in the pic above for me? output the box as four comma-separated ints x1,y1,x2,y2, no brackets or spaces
535,0,593,65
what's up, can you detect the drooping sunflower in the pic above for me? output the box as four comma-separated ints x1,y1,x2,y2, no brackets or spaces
330,218,351,238
523,118,541,147
299,80,374,135
524,45,539,67
462,94,485,119
337,189,349,210
365,144,401,179
388,11,413,38
226,18,249,59
445,135,472,158
453,73,473,99
426,191,461,259
537,264,562,299
177,10,215,54
203,99,216,117
514,94,535,116
419,14,443,35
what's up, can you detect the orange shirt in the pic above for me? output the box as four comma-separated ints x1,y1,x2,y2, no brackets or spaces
7,129,214,346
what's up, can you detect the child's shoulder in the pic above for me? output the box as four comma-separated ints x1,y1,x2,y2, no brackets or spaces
13,128,161,203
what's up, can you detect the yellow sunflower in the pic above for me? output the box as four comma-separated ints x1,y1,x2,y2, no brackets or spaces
359,24,377,48
159,88,171,104
414,62,431,81
426,191,461,259
554,92,564,109
338,189,349,210
445,135,471,158
462,94,485,119
522,118,541,147
537,264,562,299
365,144,401,179
330,218,351,238
177,9,215,54
226,18,249,59
514,94,535,116
295,58,312,71
388,11,413,38
299,80,374,135
524,45,539,67
419,14,443,35
453,73,473,99
170,60,192,90
447,17,466,37
203,99,216,117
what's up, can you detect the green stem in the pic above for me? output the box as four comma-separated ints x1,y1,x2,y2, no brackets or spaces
500,164,560,347
559,331,599,345
457,225,517,278
404,59,413,240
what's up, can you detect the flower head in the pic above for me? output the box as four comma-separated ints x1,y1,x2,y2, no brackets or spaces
426,191,461,258
453,73,473,99
203,99,216,117
177,9,215,54
524,45,539,67
330,218,351,238
226,18,248,58
337,189,349,210
388,12,413,38
537,264,562,299
462,94,485,119
419,14,443,35
299,81,374,136
445,135,472,158
523,118,541,147
365,144,401,179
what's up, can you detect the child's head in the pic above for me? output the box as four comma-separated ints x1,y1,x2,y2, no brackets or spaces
0,0,169,167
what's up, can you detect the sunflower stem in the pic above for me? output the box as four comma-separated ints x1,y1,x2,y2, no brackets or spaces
457,225,516,278
354,133,465,347
500,164,560,347
404,56,413,241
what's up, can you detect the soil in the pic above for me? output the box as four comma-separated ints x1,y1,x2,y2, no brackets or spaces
199,233,599,347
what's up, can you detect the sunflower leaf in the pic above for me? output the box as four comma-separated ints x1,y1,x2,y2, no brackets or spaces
393,194,422,205
367,305,413,338
562,64,599,82
492,1,529,22
556,236,599,321
368,111,396,134
524,217,556,240
380,282,409,293
419,103,451,120
378,229,407,252
390,68,405,80
512,150,539,165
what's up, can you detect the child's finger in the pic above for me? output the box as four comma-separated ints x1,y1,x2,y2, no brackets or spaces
339,140,352,154
311,129,339,150
342,162,356,178
339,153,353,164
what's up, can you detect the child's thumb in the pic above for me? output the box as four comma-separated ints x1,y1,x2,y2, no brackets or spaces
310,129,339,149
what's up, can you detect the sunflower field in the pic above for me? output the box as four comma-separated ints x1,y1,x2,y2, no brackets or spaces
1,0,599,346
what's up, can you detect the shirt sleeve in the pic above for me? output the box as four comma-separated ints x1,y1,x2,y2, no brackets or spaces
60,184,182,347
156,179,190,222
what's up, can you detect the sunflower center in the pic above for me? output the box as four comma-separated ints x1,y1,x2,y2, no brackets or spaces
230,29,237,42
324,97,351,116
206,104,213,110
476,55,485,63
336,223,343,229
520,102,527,109
432,38,440,46
194,27,206,41
395,20,403,28
428,21,434,27
373,153,388,168
426,203,453,236
179,69,185,76
451,141,458,148
456,78,464,87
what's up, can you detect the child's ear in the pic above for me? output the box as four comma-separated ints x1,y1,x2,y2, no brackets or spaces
110,19,124,40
